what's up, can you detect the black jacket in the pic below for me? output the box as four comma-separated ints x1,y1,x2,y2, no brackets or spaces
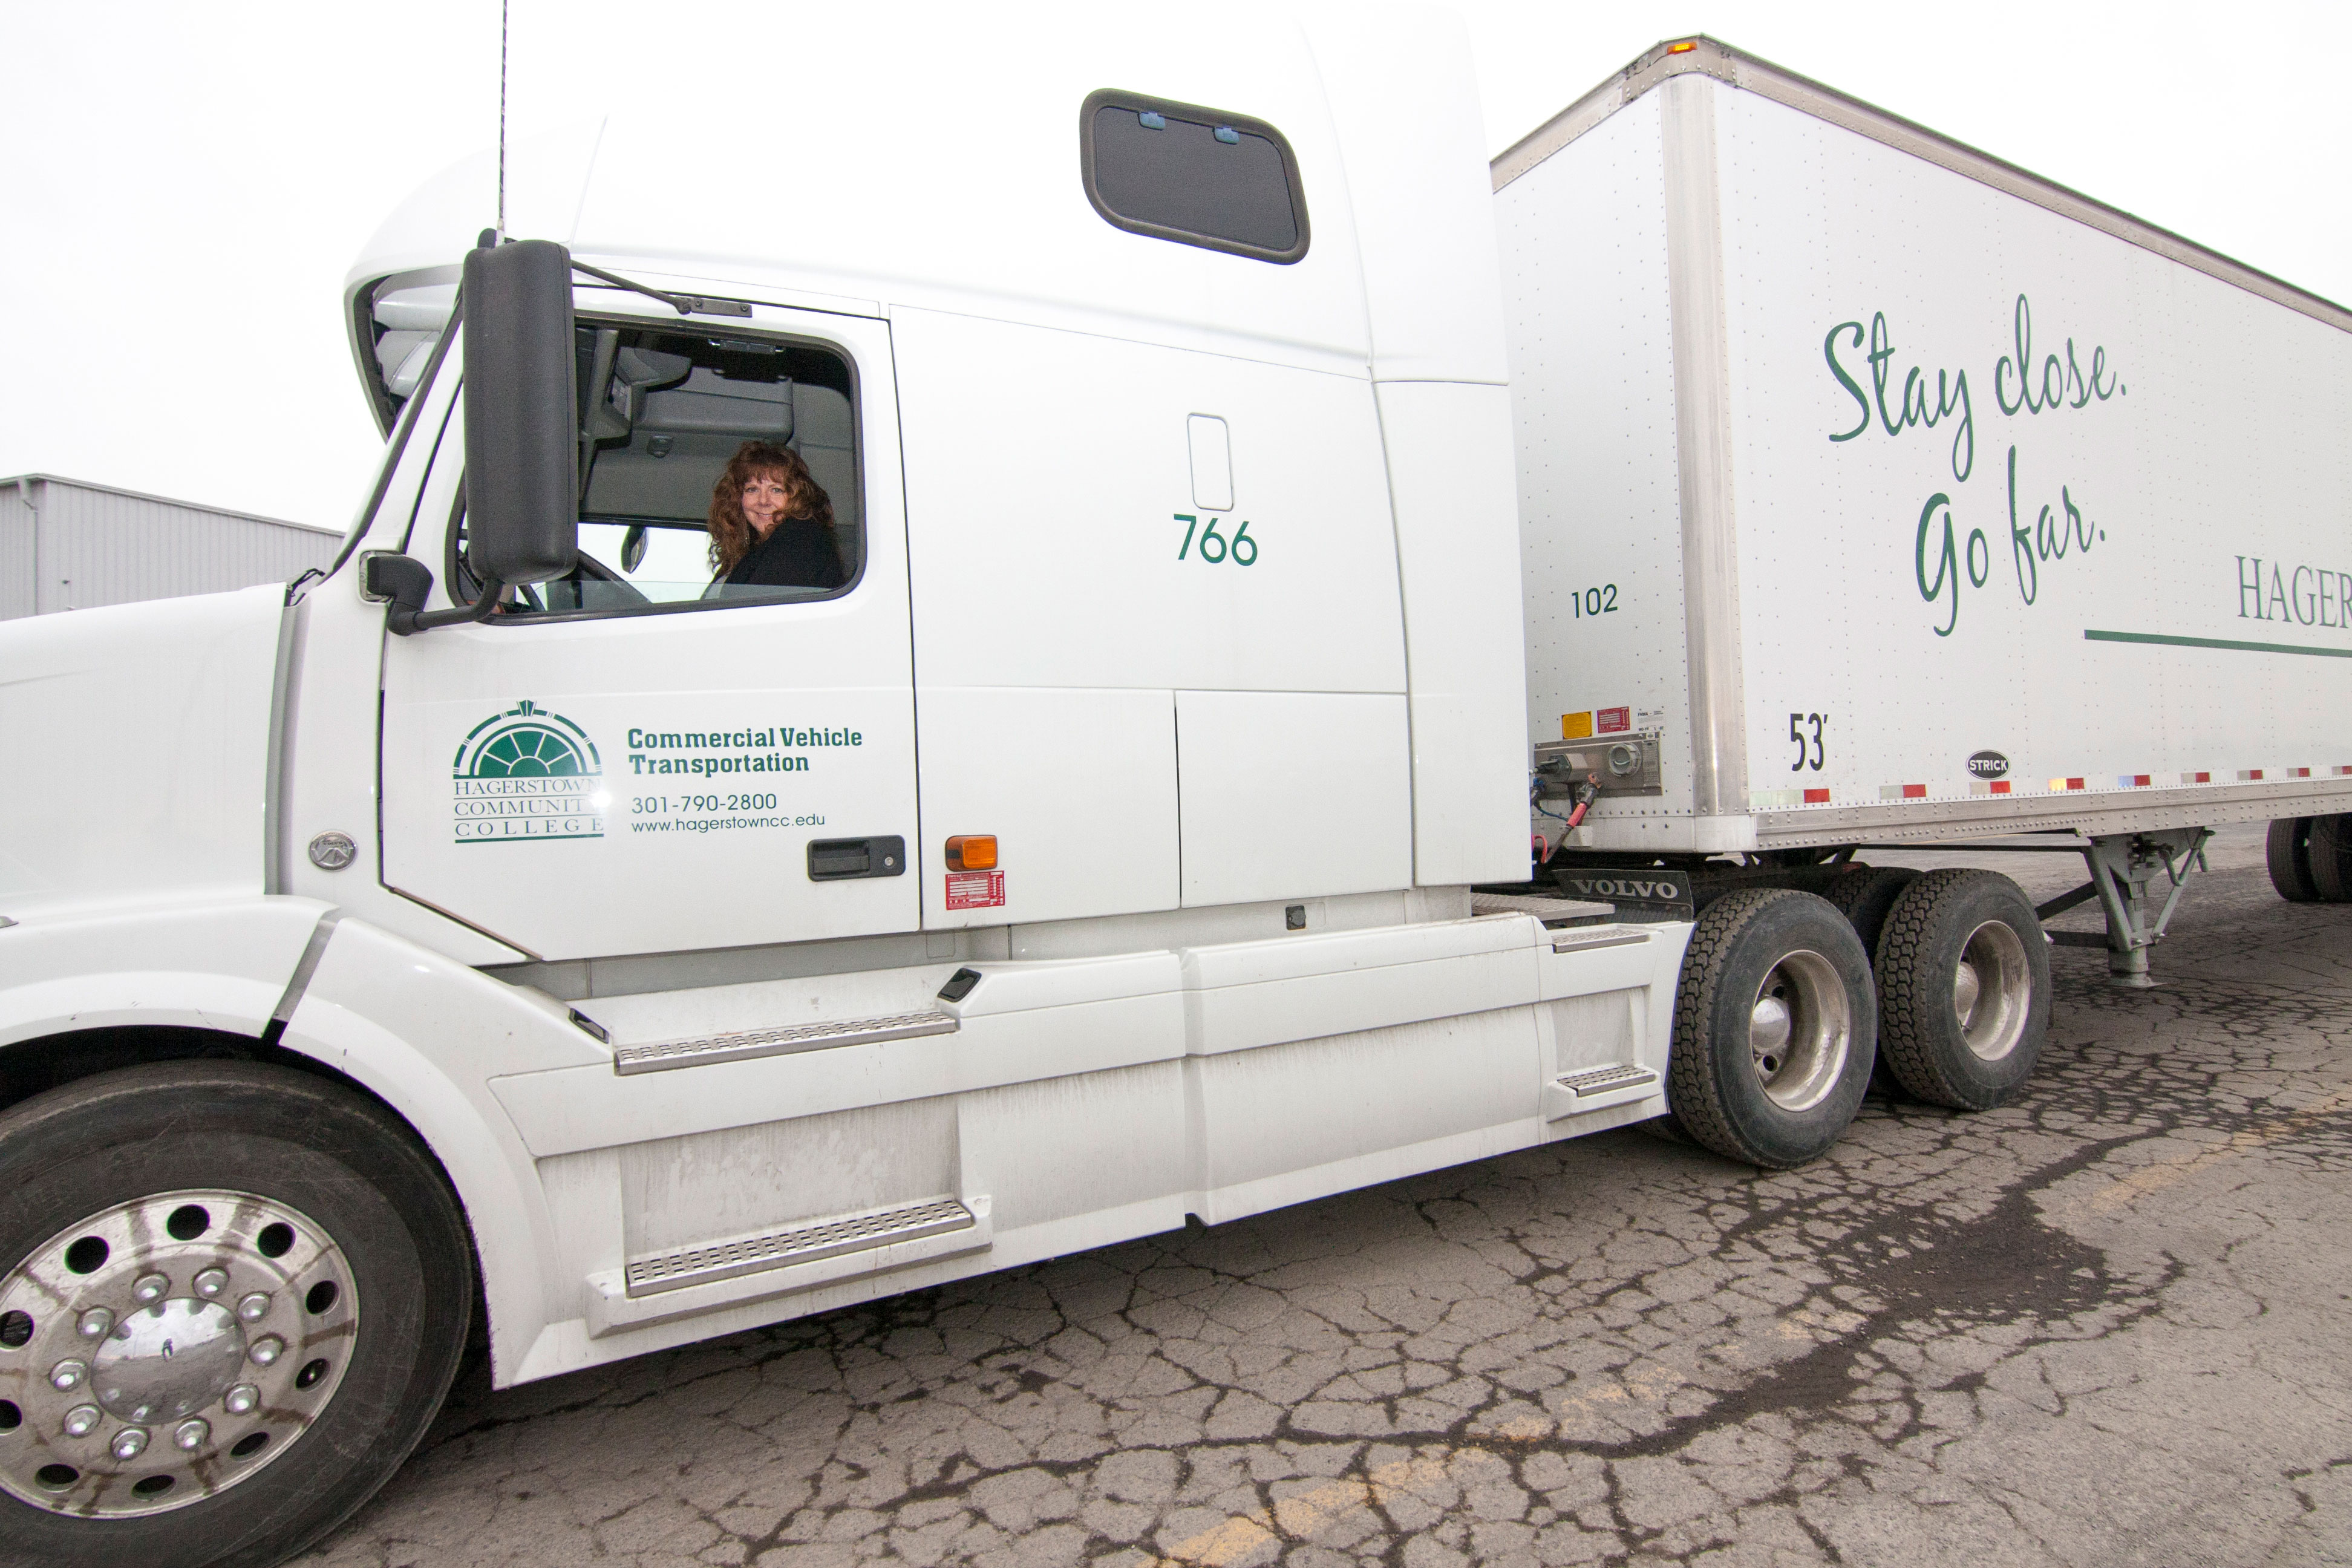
725,520,848,591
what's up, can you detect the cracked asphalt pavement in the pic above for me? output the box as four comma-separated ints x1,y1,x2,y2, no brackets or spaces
310,823,2352,1567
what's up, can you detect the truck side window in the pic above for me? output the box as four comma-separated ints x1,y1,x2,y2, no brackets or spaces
1080,90,1309,264
359,272,457,434
446,322,864,618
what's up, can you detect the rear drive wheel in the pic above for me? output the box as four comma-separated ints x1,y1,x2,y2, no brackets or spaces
2267,818,2321,903
2308,815,2352,903
1823,866,1920,1097
1823,865,1919,958
1665,889,1876,1168
0,1062,471,1568
1875,870,2050,1109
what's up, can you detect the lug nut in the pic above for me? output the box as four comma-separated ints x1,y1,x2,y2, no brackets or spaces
111,1427,149,1461
77,1307,114,1339
48,1360,87,1391
132,1273,169,1304
173,1419,210,1452
247,1336,284,1367
193,1267,229,1298
223,1383,260,1416
235,1293,270,1324
62,1405,100,1438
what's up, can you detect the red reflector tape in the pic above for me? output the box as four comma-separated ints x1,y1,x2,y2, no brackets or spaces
2067,777,2085,791
1903,783,1926,799
2239,769,2264,782
1802,787,1831,804
1991,780,2011,794
2290,766,2311,777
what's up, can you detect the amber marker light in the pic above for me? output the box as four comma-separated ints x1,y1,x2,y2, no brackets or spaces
945,835,998,872
1668,39,1698,53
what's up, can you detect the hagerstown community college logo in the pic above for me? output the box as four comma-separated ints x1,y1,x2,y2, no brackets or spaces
451,701,605,843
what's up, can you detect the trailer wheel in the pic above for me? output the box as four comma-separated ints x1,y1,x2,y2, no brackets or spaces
2267,818,2321,903
1874,870,2049,1110
0,1061,470,1568
1665,889,1875,1168
2307,815,2352,903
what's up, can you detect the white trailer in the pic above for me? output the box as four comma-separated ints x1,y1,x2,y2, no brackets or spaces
0,18,2342,1566
1499,38,2352,983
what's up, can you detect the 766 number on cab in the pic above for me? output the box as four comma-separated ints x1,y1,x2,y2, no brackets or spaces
1175,513,1258,566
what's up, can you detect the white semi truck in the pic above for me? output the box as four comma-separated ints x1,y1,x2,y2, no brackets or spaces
1,17,2345,1565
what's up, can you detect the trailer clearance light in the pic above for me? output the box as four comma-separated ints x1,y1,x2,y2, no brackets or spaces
1668,39,1699,53
944,835,998,872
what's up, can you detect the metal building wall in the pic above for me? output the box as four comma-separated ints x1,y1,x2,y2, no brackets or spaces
0,475,339,620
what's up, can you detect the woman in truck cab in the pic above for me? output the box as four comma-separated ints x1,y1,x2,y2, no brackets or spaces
707,440,847,592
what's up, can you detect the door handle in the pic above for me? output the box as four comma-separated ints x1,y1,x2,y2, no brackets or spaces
806,836,906,881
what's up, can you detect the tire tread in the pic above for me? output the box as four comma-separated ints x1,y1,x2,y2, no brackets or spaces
2309,815,2352,904
2268,817,2321,903
1667,887,1871,1167
1875,869,2046,1109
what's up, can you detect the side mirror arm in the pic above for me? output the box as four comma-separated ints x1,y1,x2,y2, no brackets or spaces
361,551,504,636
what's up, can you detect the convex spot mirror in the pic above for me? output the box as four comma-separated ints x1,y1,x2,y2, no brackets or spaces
462,238,579,586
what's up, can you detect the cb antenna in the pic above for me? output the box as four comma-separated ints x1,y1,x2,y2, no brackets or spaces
496,0,509,238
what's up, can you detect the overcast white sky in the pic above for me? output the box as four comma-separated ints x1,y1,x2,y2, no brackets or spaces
4,2,2345,524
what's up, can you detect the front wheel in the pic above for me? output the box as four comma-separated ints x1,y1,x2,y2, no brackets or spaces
1665,889,1877,1168
0,1062,471,1568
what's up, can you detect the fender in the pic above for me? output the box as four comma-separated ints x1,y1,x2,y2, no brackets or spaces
0,895,327,1047
277,916,608,1385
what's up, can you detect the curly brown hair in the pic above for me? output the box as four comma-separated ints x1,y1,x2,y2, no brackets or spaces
707,440,835,573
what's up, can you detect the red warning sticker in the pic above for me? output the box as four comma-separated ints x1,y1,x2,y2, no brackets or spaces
1596,706,1632,734
945,871,1005,910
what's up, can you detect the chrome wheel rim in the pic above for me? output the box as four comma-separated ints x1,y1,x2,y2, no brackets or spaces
1749,949,1851,1112
0,1190,357,1517
1955,919,2032,1062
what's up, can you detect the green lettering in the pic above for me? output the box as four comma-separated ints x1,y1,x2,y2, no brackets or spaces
1824,322,1869,441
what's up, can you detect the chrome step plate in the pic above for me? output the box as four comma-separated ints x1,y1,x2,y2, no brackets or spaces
1542,1063,1662,1120
1557,1063,1658,1096
625,1196,977,1297
612,1010,958,1076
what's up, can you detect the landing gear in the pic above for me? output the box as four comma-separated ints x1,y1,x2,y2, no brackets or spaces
0,1062,470,1568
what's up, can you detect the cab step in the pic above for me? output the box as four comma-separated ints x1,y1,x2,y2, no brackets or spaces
610,1010,958,1076
1540,1062,1661,1120
626,1195,979,1297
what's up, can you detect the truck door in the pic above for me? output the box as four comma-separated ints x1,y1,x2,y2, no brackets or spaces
377,305,918,961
